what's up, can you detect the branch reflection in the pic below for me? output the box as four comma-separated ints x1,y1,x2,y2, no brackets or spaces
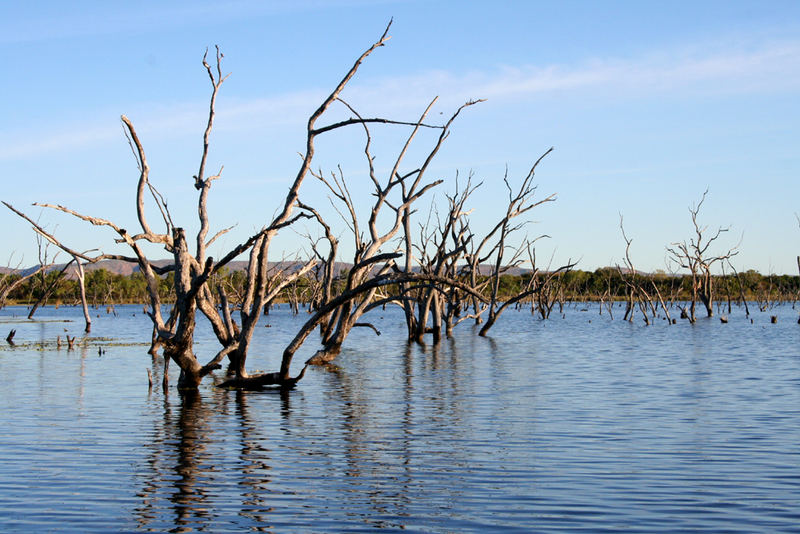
134,389,215,532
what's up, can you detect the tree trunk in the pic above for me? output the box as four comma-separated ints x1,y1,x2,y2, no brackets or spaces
700,272,714,317
163,228,205,390
72,256,92,333
431,294,442,343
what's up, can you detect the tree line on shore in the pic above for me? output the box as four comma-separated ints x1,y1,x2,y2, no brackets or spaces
2,265,798,313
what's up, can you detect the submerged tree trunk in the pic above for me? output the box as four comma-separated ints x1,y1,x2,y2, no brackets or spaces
699,271,714,318
166,229,204,389
72,255,92,333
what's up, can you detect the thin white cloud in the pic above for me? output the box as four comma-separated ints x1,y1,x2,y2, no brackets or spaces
357,40,800,108
0,91,324,162
2,39,798,161
0,124,120,160
216,89,328,129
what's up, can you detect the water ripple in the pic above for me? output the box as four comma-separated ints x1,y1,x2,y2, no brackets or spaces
0,304,799,532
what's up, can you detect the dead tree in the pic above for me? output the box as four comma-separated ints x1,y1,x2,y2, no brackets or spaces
7,22,490,389
0,253,55,309
26,261,71,319
617,215,658,325
455,150,572,336
300,91,481,364
148,26,428,387
413,176,480,341
300,201,339,323
0,29,332,387
394,153,572,339
71,255,92,332
725,261,750,316
666,189,739,322
261,270,491,387
530,248,573,320
26,233,67,318
7,23,574,389
387,173,477,343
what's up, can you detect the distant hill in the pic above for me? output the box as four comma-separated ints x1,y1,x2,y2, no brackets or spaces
2,258,537,279
2,259,347,279
10,259,176,278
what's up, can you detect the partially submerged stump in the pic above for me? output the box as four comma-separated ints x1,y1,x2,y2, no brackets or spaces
306,347,341,366
217,365,308,391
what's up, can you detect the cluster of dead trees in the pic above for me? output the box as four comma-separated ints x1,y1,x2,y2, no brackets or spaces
5,25,782,391
4,24,570,391
610,190,740,324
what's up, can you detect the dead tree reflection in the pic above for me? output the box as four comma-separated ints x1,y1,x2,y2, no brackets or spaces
233,390,277,529
134,392,214,531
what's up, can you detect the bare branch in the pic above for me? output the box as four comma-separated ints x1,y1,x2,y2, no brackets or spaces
311,116,443,136
205,223,236,249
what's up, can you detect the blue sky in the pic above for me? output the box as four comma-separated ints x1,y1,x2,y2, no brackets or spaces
2,1,799,274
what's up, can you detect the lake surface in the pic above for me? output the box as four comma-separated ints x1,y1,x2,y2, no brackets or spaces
0,303,798,532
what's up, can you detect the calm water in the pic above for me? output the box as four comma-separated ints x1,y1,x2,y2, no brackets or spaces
0,303,798,532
